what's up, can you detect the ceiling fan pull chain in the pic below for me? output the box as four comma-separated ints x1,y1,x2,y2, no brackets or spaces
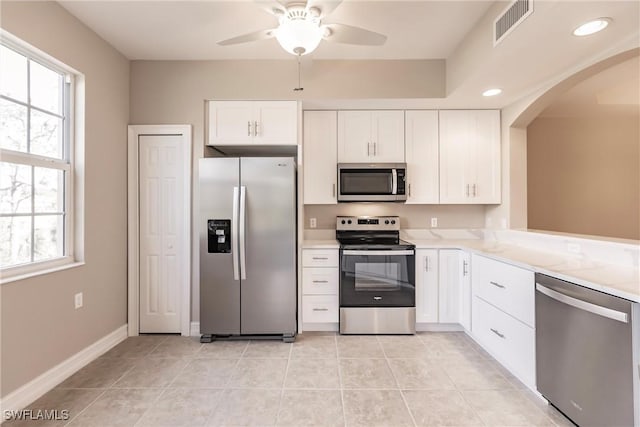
294,54,304,91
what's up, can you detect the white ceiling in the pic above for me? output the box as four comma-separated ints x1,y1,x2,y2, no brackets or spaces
59,0,494,60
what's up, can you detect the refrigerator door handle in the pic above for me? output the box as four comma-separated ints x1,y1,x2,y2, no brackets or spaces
239,186,247,280
232,186,240,281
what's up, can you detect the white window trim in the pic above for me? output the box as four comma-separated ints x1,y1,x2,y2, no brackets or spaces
0,30,83,283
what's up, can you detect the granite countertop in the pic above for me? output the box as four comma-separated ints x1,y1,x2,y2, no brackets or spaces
302,236,640,303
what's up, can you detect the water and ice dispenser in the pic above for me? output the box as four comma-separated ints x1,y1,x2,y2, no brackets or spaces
207,219,231,253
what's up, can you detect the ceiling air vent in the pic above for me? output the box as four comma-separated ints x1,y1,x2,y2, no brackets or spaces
494,0,533,46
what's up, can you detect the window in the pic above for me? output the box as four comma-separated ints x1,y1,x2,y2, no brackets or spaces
0,38,75,275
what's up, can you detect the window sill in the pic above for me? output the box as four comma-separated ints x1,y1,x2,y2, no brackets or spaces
1,259,85,285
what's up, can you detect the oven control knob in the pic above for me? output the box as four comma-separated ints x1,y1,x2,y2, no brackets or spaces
391,220,396,225
341,220,346,225
385,220,389,225
347,219,352,224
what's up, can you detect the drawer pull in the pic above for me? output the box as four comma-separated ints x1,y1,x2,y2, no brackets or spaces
490,328,505,339
312,280,329,284
490,281,505,289
313,308,329,312
312,257,328,260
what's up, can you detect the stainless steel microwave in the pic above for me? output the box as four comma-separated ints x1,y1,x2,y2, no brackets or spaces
337,163,407,202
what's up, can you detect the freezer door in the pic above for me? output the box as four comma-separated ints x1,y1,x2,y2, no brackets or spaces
239,157,297,335
199,157,241,335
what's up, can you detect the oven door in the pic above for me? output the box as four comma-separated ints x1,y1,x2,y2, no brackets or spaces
340,249,415,307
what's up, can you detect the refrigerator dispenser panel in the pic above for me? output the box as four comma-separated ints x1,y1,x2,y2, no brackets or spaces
207,219,231,253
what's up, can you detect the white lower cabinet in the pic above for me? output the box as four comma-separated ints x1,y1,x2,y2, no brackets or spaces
415,249,470,327
302,249,339,328
471,254,536,388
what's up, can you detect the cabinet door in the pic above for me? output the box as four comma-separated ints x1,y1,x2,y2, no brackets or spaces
469,110,500,203
438,249,461,324
372,111,405,162
303,111,338,204
253,101,298,145
405,111,439,203
416,249,439,323
439,110,473,203
459,251,472,331
338,111,372,162
208,101,254,145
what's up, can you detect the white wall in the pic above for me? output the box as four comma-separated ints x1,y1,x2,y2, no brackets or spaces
0,1,129,397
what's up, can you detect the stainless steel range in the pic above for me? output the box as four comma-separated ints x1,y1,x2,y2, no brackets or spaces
337,216,416,334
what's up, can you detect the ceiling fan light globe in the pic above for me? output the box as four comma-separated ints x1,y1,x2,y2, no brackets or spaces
275,18,323,55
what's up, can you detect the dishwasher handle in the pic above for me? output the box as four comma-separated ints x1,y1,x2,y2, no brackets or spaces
535,283,628,323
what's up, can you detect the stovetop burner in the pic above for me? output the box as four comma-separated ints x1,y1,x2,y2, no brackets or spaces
336,216,414,249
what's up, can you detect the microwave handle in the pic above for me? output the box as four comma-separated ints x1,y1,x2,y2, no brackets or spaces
391,169,397,195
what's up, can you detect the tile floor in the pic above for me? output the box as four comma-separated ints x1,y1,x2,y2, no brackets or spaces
5,332,574,427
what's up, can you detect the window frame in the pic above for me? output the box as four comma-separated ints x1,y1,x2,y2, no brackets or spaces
0,32,79,280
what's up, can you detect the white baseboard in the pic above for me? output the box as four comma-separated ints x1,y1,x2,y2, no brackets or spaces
190,321,200,337
0,324,127,414
416,323,464,332
302,323,339,332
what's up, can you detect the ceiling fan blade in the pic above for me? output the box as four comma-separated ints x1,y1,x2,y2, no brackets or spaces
217,28,277,46
254,0,288,16
323,23,387,46
306,0,343,18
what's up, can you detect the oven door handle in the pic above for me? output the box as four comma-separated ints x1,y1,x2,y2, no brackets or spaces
342,250,414,256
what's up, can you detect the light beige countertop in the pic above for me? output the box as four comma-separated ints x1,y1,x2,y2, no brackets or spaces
302,233,640,303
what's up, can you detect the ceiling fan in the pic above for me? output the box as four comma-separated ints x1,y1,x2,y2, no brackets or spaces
217,0,388,56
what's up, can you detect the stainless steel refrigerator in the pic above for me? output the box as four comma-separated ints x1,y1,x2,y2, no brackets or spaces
199,157,297,342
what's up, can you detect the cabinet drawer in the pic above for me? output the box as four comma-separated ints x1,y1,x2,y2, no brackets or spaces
302,295,339,323
472,255,534,327
303,267,339,295
472,296,535,388
302,249,339,267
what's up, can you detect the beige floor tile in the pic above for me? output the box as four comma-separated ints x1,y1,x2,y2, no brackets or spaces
277,389,344,426
198,340,249,358
136,388,222,426
207,388,281,426
228,358,288,388
387,358,455,390
519,389,575,427
56,357,138,389
378,335,426,358
169,358,238,388
291,335,337,358
463,389,556,426
3,389,104,427
243,341,292,358
442,358,513,391
66,388,161,427
100,335,167,358
149,336,203,358
113,358,189,388
403,389,484,426
339,358,396,389
342,389,413,427
337,336,385,358
284,358,340,389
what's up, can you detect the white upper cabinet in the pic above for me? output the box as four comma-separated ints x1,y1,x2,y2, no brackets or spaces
337,110,404,163
405,111,439,204
208,101,297,146
439,110,501,204
303,111,338,204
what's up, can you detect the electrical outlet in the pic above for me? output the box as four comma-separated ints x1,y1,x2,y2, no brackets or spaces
74,292,83,309
567,243,581,254
431,217,438,228
309,217,317,229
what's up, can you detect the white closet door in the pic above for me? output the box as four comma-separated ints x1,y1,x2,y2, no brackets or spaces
139,135,185,333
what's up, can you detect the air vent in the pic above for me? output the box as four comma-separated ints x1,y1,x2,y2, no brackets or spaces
494,0,533,45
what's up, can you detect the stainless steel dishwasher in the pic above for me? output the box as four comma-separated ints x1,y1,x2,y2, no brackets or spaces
535,273,639,427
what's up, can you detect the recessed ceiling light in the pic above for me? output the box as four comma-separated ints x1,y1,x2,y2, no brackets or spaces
482,88,502,97
573,18,611,36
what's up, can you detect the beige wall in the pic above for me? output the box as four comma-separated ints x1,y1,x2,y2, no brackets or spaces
527,116,640,240
304,204,486,230
0,2,129,396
